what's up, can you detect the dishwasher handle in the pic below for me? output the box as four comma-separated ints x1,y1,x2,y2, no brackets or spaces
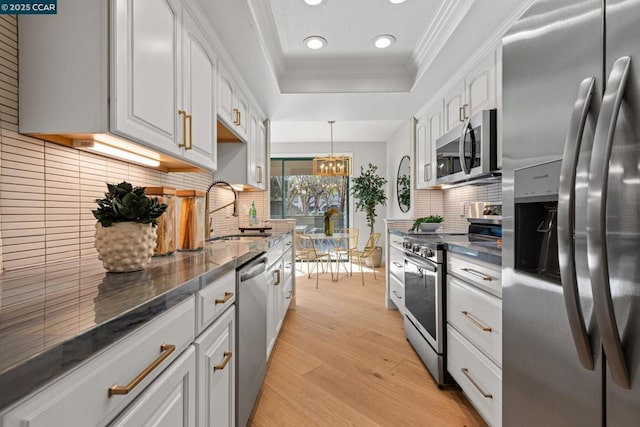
240,258,267,282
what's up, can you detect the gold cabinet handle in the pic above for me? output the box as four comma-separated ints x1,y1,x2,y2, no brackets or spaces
461,267,493,281
215,291,234,305
459,106,464,122
286,290,293,299
275,269,281,286
392,290,402,300
178,110,188,148
233,109,240,125
256,165,263,183
461,368,493,398
214,352,233,371
461,310,492,332
108,344,175,397
237,110,242,126
186,112,193,150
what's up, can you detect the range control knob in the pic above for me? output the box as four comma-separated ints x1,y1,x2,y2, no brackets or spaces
425,249,435,258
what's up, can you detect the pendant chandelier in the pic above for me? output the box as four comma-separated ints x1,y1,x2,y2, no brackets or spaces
312,120,352,176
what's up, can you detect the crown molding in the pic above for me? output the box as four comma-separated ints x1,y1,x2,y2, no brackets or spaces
246,0,286,82
413,0,536,118
411,0,476,86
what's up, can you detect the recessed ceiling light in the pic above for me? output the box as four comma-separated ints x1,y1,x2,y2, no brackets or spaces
389,0,407,3
304,0,324,5
304,36,327,50
373,34,396,49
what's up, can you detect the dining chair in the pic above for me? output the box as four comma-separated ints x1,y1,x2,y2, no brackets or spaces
297,234,332,289
294,232,312,274
332,227,359,277
349,232,381,286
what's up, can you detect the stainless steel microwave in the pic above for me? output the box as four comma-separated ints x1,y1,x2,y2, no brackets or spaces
435,109,499,185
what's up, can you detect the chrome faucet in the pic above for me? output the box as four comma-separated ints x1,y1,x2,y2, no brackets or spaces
206,180,238,236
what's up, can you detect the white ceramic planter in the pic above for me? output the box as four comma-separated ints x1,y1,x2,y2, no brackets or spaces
94,222,157,272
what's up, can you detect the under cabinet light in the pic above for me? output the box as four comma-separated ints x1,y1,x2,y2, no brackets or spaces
389,0,406,4
73,139,161,168
304,0,324,5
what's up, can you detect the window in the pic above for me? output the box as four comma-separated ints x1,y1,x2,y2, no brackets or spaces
270,158,349,233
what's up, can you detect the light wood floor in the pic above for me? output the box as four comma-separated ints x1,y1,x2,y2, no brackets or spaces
249,262,487,427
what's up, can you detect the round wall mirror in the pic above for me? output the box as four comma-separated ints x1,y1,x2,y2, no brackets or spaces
397,155,410,213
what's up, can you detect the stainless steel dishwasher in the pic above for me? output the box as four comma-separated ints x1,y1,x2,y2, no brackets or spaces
236,255,268,427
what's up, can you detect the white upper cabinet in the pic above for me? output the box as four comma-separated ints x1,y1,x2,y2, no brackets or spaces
18,0,266,173
414,47,500,187
442,49,498,133
112,0,182,156
181,9,217,170
247,114,267,190
465,50,498,117
218,64,249,141
415,101,442,189
443,80,466,133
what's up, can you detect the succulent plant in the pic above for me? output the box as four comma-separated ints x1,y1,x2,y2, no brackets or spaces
410,215,444,232
93,181,167,227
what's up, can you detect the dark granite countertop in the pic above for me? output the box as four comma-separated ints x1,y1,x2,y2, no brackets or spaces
0,236,277,411
443,236,502,266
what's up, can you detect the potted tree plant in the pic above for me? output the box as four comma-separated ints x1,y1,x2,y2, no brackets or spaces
351,163,387,267
93,181,167,272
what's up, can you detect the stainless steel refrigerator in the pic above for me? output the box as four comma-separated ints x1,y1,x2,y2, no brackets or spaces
502,0,640,425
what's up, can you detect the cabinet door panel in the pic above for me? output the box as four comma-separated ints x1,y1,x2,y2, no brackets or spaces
415,117,428,189
218,65,235,127
110,347,197,427
194,306,235,427
465,50,497,115
444,81,465,133
112,0,180,154
183,12,216,170
235,89,249,140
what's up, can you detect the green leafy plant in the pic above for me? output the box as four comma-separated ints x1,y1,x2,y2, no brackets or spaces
351,163,388,236
398,174,410,209
93,181,167,227
410,215,444,232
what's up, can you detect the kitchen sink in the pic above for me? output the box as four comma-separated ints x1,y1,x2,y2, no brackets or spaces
207,234,271,242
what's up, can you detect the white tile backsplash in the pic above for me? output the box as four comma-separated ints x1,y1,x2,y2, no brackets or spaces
0,16,218,271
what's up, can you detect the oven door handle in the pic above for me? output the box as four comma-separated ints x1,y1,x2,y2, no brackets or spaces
404,253,437,272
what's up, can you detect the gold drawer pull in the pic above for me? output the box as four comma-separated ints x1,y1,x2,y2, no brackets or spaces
109,344,175,397
215,291,234,305
461,368,493,399
275,269,281,285
178,110,188,148
461,267,493,281
461,310,492,332
214,352,233,371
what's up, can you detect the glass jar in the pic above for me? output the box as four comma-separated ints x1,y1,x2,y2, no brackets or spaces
176,190,206,251
145,187,176,256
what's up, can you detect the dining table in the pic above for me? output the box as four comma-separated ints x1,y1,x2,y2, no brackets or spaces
305,232,352,281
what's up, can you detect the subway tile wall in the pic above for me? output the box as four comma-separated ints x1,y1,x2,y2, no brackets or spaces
442,182,502,232
0,15,225,271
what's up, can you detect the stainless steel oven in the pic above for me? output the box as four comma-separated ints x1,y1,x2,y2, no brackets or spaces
435,109,498,185
403,240,451,386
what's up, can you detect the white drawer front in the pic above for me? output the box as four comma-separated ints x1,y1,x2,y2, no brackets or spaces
2,297,195,427
448,252,502,297
389,274,404,314
389,246,404,282
197,269,236,334
448,327,502,427
267,240,283,267
447,275,502,366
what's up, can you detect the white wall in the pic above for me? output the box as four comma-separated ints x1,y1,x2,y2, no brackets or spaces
385,120,412,220
270,140,387,250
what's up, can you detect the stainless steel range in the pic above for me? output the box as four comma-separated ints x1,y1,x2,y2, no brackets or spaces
403,235,451,386
403,202,502,387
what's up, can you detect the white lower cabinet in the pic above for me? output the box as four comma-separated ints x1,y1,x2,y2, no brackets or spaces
448,327,502,427
1,296,196,427
194,306,235,427
446,253,502,426
110,346,197,427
